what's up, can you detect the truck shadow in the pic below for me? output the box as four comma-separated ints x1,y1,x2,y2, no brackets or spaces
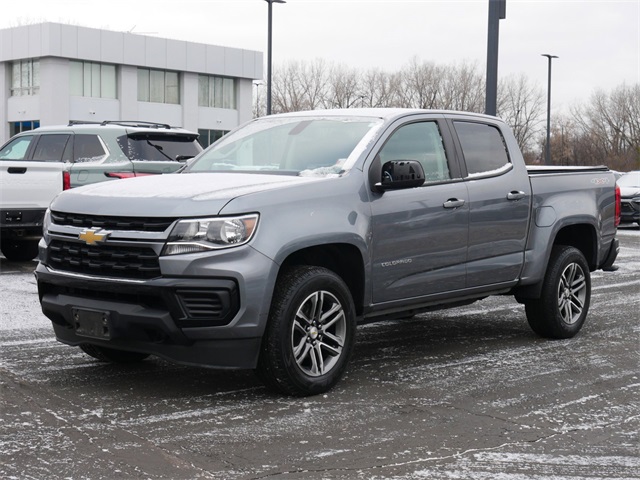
48,304,535,400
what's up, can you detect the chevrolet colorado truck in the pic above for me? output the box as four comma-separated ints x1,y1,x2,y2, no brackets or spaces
36,109,620,396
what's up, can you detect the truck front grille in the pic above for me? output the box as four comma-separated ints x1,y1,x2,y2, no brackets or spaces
51,211,175,232
48,240,160,280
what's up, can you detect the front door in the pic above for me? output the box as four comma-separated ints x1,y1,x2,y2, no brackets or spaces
369,120,469,304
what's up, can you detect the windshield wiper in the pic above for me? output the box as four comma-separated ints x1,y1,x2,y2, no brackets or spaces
146,140,173,161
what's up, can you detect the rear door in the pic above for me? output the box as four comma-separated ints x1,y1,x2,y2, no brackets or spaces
450,120,532,287
0,134,67,209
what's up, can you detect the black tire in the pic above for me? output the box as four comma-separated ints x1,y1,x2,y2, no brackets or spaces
257,266,356,396
79,344,150,363
525,245,591,339
1,239,39,262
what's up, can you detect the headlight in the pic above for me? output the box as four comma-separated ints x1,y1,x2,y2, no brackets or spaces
162,214,259,256
42,208,52,243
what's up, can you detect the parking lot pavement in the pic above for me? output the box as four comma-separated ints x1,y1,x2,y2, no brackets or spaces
1,227,639,479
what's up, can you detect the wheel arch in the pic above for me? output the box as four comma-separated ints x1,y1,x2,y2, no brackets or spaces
278,243,366,316
515,222,597,301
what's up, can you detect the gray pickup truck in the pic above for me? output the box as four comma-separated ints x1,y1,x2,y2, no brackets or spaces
36,109,620,396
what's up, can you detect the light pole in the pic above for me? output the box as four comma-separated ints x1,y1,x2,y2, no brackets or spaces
264,0,285,115
542,53,558,165
253,80,265,117
485,0,506,116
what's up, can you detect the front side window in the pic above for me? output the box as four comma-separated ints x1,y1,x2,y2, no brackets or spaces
0,136,34,160
378,121,451,183
187,116,382,177
11,59,40,96
198,75,236,109
454,122,511,176
138,68,180,104
70,61,116,99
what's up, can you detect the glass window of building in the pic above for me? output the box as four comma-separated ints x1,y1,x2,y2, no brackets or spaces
69,61,116,98
137,68,180,104
10,121,40,137
11,59,40,96
197,129,229,148
198,75,236,109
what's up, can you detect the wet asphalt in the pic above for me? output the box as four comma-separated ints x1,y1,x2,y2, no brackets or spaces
1,227,638,479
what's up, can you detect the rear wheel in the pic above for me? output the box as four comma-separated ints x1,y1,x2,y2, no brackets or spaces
257,266,356,396
79,344,150,363
525,245,591,339
1,239,39,262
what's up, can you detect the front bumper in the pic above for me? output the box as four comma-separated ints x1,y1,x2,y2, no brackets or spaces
620,198,640,223
35,246,277,370
1,208,46,239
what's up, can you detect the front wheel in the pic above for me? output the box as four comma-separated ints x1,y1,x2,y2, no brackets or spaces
79,344,150,363
257,266,356,396
525,245,591,339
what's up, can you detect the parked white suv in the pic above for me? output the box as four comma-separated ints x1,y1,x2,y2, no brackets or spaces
0,121,202,261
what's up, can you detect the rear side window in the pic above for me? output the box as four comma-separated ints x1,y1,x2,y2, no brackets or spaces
453,122,510,176
117,134,202,162
0,135,34,160
73,134,107,163
32,134,72,162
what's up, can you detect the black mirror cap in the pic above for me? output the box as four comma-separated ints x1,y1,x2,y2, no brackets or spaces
374,160,425,191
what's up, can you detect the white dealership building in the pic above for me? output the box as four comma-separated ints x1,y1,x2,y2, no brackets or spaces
0,22,263,146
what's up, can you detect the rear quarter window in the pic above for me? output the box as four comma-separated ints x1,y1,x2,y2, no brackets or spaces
73,134,107,163
453,121,510,176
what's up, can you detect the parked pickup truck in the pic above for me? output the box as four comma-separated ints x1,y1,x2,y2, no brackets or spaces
36,109,620,396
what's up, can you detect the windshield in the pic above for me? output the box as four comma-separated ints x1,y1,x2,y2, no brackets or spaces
117,134,203,162
186,116,382,177
618,171,640,188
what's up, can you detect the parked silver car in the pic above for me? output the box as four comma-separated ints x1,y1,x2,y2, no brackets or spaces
618,170,640,225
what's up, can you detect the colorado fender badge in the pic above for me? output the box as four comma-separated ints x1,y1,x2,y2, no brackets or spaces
79,228,111,245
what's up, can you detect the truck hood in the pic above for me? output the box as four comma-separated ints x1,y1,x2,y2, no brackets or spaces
50,172,322,217
619,186,640,198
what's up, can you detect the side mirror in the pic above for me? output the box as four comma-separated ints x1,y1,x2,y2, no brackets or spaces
374,160,425,191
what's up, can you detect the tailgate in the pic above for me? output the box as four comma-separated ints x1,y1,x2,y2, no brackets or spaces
0,161,64,209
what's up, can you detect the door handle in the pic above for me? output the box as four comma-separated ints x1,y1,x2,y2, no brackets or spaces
7,167,27,174
507,191,526,201
443,198,466,209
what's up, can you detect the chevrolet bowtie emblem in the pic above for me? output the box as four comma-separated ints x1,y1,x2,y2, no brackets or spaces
78,228,111,245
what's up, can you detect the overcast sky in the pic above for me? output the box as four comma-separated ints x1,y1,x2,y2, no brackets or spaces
3,0,639,112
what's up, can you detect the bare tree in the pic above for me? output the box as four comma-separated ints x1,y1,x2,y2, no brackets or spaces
396,57,442,108
359,68,399,108
439,61,485,112
497,74,545,153
572,83,640,170
326,64,362,108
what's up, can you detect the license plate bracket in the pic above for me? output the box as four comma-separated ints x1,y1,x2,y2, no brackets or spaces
73,308,111,340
